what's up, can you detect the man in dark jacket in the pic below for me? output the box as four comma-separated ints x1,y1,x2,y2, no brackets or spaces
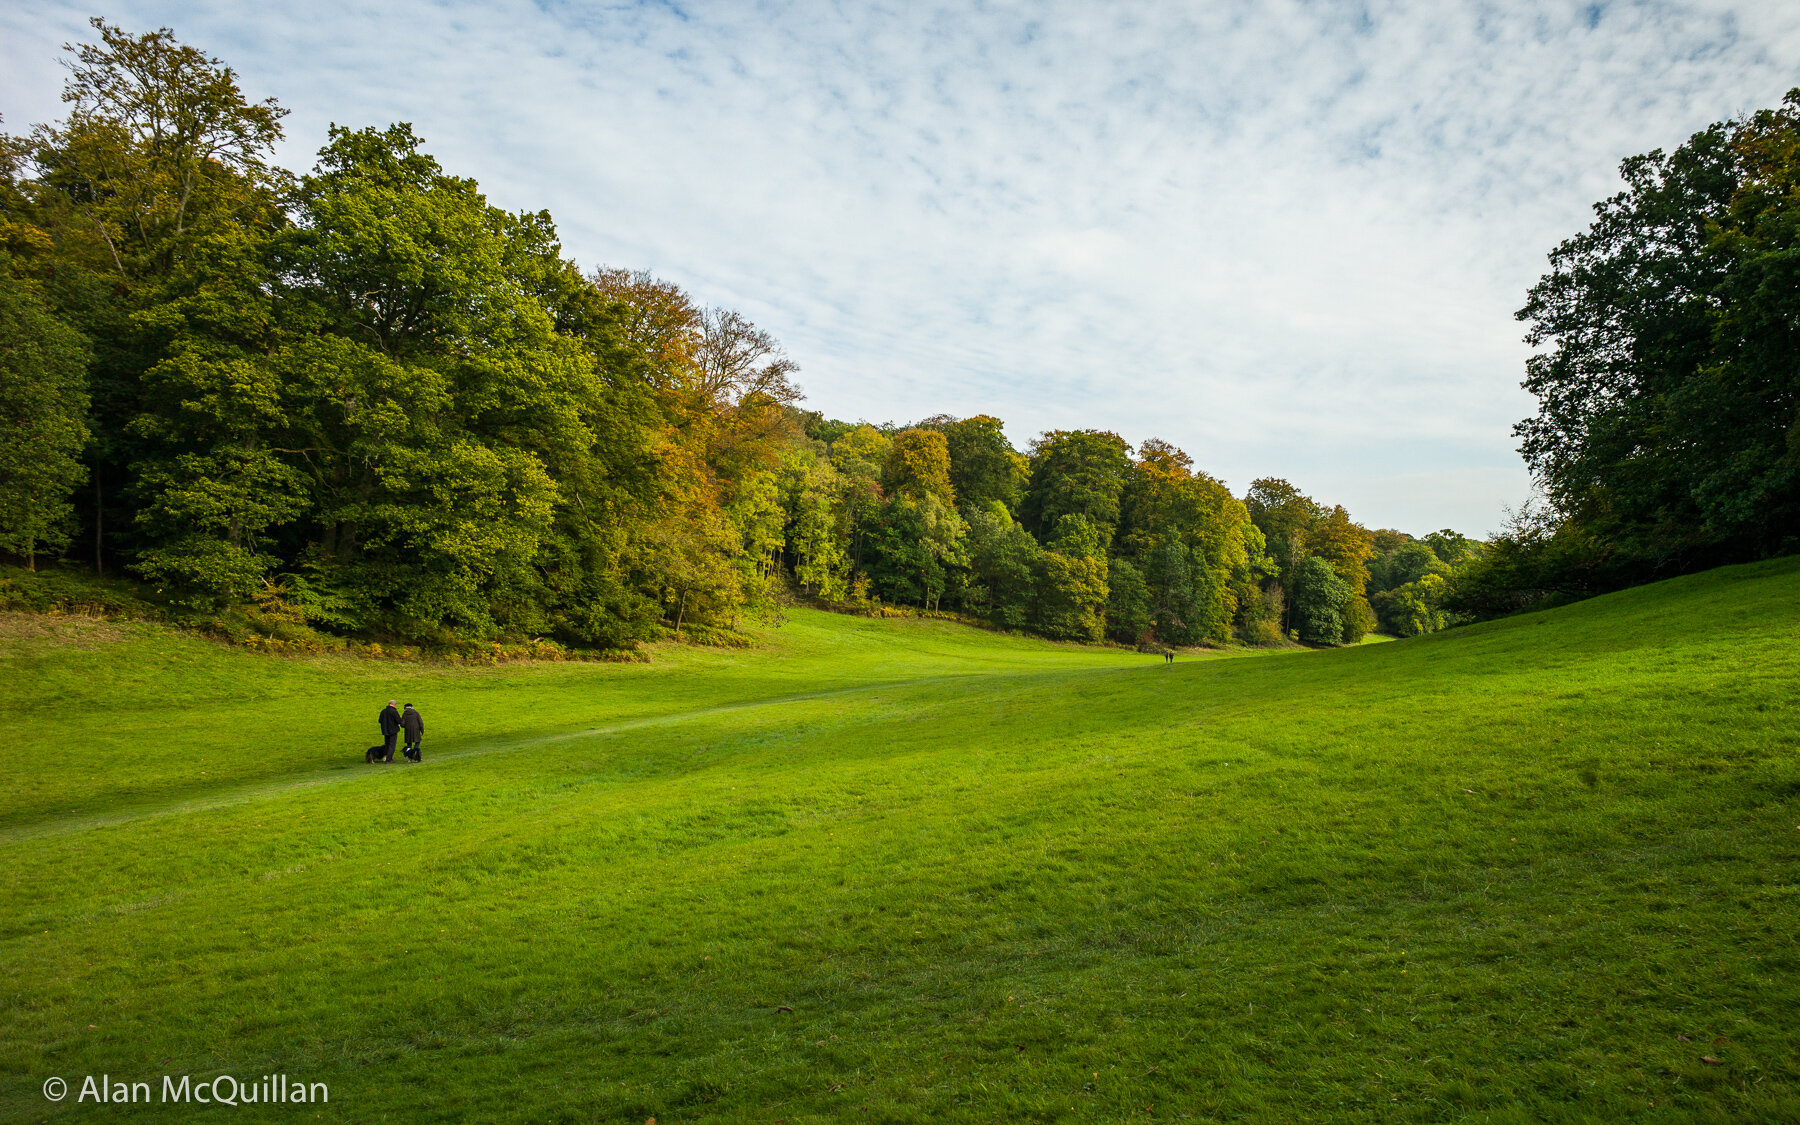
401,703,425,762
378,700,402,763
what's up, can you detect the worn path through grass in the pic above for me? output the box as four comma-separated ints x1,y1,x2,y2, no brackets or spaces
0,610,1156,829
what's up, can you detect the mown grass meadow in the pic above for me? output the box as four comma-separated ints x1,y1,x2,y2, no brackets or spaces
3,558,1798,1122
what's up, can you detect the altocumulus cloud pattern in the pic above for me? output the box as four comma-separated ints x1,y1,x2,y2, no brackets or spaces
5,0,1797,532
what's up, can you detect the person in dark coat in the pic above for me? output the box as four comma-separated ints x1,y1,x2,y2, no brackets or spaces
401,703,425,762
378,700,402,763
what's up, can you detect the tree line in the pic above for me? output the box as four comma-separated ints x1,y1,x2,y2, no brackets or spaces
1453,90,1800,613
0,21,1479,651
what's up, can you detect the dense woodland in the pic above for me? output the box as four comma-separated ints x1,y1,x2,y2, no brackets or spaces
2,24,1793,652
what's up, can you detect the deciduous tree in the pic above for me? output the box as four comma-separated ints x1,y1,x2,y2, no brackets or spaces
0,271,90,568
1020,429,1131,546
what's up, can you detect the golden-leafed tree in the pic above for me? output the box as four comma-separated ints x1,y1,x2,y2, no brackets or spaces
882,427,954,505
590,267,805,631
1306,504,1375,596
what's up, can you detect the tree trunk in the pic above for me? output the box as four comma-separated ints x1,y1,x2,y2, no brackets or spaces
93,471,103,575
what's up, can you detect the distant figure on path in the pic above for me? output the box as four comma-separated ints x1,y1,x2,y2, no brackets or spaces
378,699,401,763
1165,650,1174,664
401,703,425,762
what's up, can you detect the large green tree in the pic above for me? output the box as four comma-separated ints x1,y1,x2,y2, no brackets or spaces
1244,478,1319,584
1019,429,1131,547
925,413,1023,512
13,20,292,575
0,270,90,567
1142,539,1204,646
865,492,966,611
271,124,659,636
1290,555,1353,645
1104,556,1151,644
1032,514,1108,642
1118,439,1256,643
962,501,1040,629
1515,90,1800,584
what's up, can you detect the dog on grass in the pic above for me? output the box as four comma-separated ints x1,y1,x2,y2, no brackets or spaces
365,745,389,764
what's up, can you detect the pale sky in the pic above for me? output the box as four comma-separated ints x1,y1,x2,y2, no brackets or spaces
6,1,1798,535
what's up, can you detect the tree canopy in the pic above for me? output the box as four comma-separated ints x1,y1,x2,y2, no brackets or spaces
1494,89,1800,604
0,21,1481,651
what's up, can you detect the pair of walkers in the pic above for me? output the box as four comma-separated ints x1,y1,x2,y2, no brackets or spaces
377,700,425,763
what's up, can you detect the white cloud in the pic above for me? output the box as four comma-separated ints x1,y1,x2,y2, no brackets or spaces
5,0,1798,533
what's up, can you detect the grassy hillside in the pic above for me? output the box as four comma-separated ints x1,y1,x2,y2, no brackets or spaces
3,559,1798,1122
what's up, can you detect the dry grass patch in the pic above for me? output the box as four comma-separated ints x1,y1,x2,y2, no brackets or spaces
0,610,128,648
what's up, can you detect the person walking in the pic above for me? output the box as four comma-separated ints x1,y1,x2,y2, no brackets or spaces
378,700,402,763
401,703,425,762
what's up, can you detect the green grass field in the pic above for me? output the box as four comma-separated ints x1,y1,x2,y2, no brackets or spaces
3,558,1798,1123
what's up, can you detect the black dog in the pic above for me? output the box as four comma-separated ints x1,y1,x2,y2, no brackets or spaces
365,744,389,764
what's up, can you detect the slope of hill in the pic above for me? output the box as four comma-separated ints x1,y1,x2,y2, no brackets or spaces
3,558,1797,1122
